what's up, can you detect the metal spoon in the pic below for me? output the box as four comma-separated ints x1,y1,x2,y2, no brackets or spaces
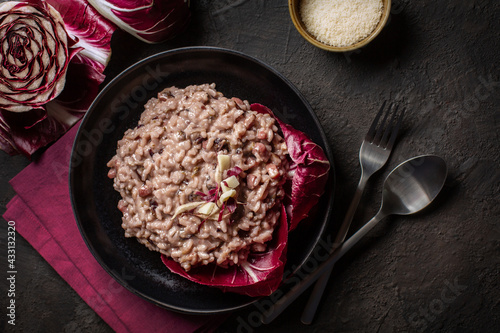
261,154,448,324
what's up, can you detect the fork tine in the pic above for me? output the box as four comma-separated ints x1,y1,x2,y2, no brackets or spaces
365,100,386,141
372,102,392,145
386,106,405,150
380,104,399,146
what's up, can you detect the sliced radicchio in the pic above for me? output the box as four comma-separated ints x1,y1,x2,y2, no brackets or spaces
250,103,330,231
162,205,288,297
86,0,190,44
0,1,74,112
0,0,115,156
162,104,330,296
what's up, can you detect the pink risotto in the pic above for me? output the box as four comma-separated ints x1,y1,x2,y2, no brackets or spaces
107,84,289,271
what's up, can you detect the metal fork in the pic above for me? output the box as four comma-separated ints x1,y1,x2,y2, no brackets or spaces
300,101,405,324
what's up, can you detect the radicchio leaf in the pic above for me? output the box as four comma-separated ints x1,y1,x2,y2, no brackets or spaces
0,106,73,156
162,205,288,297
86,0,190,44
46,53,106,113
226,166,242,177
250,103,330,231
41,0,116,72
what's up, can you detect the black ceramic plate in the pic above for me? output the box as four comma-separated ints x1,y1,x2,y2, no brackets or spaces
70,47,335,314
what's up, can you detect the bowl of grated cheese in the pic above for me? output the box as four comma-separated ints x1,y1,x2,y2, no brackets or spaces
289,0,391,52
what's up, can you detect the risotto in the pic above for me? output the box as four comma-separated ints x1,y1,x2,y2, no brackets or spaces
107,84,289,271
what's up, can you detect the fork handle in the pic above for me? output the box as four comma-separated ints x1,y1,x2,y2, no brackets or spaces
261,210,386,325
300,176,368,324
334,176,369,247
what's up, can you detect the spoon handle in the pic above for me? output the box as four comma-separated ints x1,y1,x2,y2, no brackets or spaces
261,210,386,325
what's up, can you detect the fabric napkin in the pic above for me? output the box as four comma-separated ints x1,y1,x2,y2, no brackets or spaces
3,123,226,333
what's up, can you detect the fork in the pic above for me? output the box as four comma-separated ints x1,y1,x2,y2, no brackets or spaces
300,101,405,324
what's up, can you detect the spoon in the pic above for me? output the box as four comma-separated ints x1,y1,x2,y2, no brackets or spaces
261,154,448,324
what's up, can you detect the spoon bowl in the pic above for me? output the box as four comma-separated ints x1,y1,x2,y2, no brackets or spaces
381,155,448,216
262,154,448,324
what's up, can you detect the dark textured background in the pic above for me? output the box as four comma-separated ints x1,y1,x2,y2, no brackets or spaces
1,0,499,332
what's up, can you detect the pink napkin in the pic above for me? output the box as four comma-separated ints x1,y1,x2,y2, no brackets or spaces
3,123,226,333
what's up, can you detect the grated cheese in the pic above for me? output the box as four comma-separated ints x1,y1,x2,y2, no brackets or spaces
300,0,383,47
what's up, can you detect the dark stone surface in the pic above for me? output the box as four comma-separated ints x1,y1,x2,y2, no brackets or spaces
1,0,499,332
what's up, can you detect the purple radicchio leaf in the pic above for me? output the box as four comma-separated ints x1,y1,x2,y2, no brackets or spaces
42,0,116,73
162,205,288,297
226,166,242,177
0,0,115,156
86,0,190,44
250,103,330,231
